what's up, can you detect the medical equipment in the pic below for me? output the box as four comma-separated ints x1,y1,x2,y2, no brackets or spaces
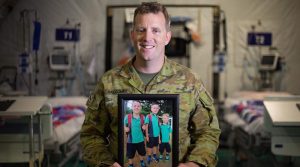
259,54,279,71
264,96,300,156
48,47,74,96
0,96,86,167
0,96,50,167
49,47,71,71
0,99,15,111
222,91,300,166
258,49,282,91
18,52,32,74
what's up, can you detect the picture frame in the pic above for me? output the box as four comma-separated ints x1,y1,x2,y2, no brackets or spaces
118,94,179,167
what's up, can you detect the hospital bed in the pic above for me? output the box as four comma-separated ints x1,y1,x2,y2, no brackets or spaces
0,96,87,167
224,92,286,134
44,96,87,167
222,91,300,166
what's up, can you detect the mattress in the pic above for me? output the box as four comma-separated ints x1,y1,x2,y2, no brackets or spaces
44,96,87,148
224,91,290,136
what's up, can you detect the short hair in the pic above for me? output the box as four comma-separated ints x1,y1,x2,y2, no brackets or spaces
133,2,171,31
132,100,141,107
151,102,159,107
162,113,169,117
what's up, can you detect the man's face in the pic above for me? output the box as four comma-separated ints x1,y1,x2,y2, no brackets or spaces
132,101,141,114
151,104,160,114
131,12,171,62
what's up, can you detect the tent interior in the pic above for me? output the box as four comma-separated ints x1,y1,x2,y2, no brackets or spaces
0,0,300,167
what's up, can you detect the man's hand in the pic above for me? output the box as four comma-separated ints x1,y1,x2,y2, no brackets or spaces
178,162,202,167
110,162,121,167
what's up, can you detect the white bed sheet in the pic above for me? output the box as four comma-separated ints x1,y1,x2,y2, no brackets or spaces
44,96,87,148
224,91,290,136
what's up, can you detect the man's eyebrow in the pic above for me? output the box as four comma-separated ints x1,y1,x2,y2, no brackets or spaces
152,27,161,30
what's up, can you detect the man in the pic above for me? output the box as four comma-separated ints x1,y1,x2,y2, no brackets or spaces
124,101,146,167
80,2,220,167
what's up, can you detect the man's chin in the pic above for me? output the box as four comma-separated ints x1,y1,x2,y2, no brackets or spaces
137,54,153,61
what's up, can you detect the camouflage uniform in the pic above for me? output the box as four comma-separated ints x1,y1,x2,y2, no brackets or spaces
80,57,221,167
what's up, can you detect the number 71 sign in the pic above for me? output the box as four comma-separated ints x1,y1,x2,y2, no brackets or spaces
247,32,272,46
55,28,80,42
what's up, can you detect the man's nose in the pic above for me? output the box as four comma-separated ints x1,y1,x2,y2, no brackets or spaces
142,30,152,41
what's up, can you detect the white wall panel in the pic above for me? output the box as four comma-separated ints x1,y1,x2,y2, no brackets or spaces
0,0,299,96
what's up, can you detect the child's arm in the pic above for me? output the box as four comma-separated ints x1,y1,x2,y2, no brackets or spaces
158,126,161,144
124,126,130,133
144,115,149,141
169,126,172,144
145,124,149,142
124,115,129,133
159,134,161,144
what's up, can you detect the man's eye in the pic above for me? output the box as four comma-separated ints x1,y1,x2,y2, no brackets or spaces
153,28,161,34
136,28,145,33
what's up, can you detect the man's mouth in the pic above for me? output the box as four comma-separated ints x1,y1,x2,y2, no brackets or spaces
140,44,155,49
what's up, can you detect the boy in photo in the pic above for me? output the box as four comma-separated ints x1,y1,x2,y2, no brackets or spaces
159,113,172,160
124,101,147,167
145,103,160,164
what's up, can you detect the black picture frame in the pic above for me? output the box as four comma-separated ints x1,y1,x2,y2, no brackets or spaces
118,94,179,167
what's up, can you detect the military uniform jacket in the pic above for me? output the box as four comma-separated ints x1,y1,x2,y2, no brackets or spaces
80,57,221,167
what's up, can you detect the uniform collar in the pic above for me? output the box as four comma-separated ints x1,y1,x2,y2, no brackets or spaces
118,56,178,83
118,57,144,92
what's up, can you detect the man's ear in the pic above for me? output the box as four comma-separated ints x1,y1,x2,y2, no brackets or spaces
165,31,172,45
130,30,134,43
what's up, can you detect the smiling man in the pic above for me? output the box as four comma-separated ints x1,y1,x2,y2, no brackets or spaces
80,2,220,167
131,10,171,74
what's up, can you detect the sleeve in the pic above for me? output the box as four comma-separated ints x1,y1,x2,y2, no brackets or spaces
124,115,128,126
144,115,149,124
80,81,115,167
186,85,221,167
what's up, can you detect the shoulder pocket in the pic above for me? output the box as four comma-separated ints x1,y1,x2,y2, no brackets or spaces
199,90,213,107
199,90,214,124
86,93,102,110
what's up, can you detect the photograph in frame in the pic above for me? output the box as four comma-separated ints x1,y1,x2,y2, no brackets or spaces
118,94,179,167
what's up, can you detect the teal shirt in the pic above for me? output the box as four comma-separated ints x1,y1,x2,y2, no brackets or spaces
145,114,160,137
124,114,145,143
160,124,172,143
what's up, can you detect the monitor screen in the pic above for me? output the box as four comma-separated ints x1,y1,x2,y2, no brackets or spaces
49,50,71,71
260,54,278,71
261,55,275,65
52,54,69,65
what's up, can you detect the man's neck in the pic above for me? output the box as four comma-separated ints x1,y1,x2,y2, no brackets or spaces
133,56,164,74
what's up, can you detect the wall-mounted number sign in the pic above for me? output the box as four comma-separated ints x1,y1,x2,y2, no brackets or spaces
55,28,80,42
247,32,272,46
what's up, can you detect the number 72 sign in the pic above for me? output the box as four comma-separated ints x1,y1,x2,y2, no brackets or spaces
247,32,272,46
